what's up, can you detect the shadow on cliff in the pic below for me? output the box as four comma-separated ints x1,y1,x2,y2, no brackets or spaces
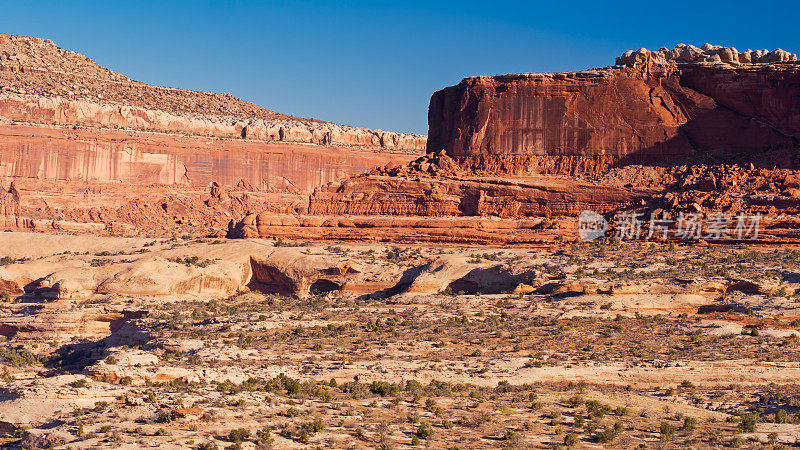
367,264,429,300
612,106,800,170
43,317,149,373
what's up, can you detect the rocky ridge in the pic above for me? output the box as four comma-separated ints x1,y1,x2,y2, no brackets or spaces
0,33,425,151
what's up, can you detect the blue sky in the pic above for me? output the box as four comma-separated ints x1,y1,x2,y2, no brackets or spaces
1,1,798,134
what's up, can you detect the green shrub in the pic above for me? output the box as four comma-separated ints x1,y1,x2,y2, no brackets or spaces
369,381,399,397
415,422,433,439
256,428,273,445
0,346,39,367
595,422,622,443
228,428,250,442
739,413,759,432
660,421,676,440
302,419,324,434
563,432,579,446
566,395,584,408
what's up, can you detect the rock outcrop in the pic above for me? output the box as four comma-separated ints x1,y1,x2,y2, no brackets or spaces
307,171,639,217
427,44,800,175
616,43,797,66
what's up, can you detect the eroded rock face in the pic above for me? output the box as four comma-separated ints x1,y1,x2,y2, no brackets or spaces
616,44,797,66
427,45,800,174
307,173,639,217
249,248,362,297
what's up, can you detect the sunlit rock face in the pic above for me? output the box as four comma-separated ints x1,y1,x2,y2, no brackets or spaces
0,124,417,236
427,45,800,175
0,125,415,193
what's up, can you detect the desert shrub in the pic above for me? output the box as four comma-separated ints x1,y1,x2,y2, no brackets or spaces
502,429,517,440
613,406,629,416
739,413,759,432
566,395,584,408
659,421,676,440
564,432,579,446
0,346,39,367
595,422,622,443
339,381,370,399
369,381,399,397
228,428,250,442
415,422,433,439
256,428,273,445
302,419,324,434
282,407,301,417
585,400,611,418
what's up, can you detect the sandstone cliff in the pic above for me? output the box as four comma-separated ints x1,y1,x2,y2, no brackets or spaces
427,44,800,174
0,33,425,237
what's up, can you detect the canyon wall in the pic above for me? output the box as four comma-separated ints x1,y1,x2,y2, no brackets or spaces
0,125,414,193
307,174,637,218
0,33,426,237
0,124,417,236
427,45,800,174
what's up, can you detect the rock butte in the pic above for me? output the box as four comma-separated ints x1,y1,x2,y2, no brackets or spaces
428,43,800,174
238,44,800,243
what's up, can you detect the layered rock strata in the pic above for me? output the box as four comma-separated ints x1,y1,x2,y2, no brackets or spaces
0,33,424,236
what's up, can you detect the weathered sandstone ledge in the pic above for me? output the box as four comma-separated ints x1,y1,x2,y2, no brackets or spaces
0,93,426,151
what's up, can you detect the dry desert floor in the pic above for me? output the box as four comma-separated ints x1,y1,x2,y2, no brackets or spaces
1,233,800,448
